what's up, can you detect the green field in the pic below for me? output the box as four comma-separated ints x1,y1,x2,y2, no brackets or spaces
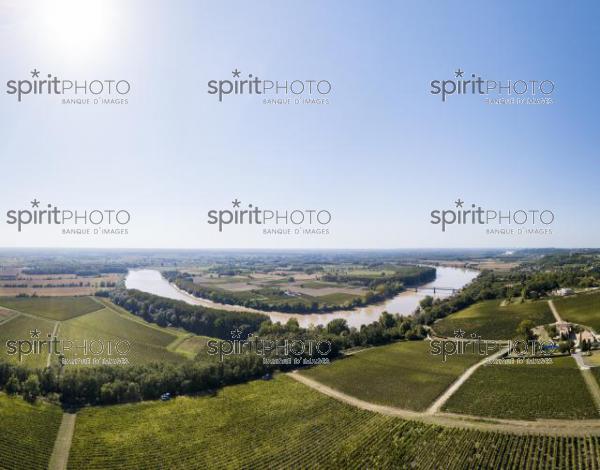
443,356,597,420
299,341,483,411
554,291,600,330
0,296,102,321
0,296,205,367
0,314,56,367
170,335,211,359
67,375,600,469
58,306,190,365
0,393,63,469
433,300,555,340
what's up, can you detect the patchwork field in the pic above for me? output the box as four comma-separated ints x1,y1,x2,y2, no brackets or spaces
0,393,63,470
67,375,600,469
0,296,102,321
299,341,483,411
433,300,555,340
443,356,597,420
0,273,123,296
553,290,600,330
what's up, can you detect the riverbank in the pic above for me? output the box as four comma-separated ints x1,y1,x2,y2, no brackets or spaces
126,267,478,328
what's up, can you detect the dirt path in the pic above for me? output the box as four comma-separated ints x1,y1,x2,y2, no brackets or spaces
288,371,600,436
0,310,20,326
425,346,508,415
289,371,422,420
580,368,600,414
48,413,76,470
47,321,60,368
548,299,563,323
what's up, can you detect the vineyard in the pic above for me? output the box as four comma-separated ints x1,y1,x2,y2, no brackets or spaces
553,290,600,331
0,393,62,469
58,306,187,365
443,356,598,420
432,299,555,339
66,375,600,469
0,314,56,367
299,341,482,410
0,296,103,321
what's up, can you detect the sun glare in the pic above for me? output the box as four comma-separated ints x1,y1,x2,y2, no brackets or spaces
38,0,114,60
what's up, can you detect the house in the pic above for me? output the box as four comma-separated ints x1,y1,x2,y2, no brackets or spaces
579,330,595,344
555,288,574,297
556,322,571,338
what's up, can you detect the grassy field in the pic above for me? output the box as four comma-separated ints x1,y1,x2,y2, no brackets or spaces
299,341,483,411
58,306,188,365
554,290,600,330
0,314,57,367
433,299,555,340
0,296,211,367
584,351,600,367
170,335,212,359
0,296,102,321
443,356,597,420
0,393,63,469
67,375,600,469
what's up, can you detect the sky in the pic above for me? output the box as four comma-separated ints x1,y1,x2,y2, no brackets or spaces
0,0,598,249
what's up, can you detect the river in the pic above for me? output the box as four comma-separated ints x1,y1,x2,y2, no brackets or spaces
125,266,478,328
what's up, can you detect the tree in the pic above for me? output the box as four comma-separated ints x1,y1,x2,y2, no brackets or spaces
5,375,21,395
581,339,591,353
22,374,41,403
558,340,574,354
124,382,142,402
378,311,396,329
326,318,349,336
516,319,536,340
419,296,434,309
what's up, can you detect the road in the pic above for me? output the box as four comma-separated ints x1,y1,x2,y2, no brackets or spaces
288,369,600,436
548,299,563,323
425,346,508,415
48,413,77,470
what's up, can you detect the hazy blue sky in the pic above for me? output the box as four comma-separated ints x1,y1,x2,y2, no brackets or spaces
0,0,598,249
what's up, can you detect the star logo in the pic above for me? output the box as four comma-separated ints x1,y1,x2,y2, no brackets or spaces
454,68,464,78
31,69,40,78
30,329,41,338
232,199,241,208
453,329,465,338
454,198,464,208
232,69,241,78
230,328,243,339
31,198,40,208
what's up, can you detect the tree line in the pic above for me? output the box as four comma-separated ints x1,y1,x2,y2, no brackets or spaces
109,289,269,339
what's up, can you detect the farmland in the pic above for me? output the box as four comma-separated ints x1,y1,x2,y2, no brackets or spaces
432,299,555,340
0,295,207,367
67,375,600,469
553,290,600,330
0,393,63,470
58,307,188,365
0,296,103,321
443,356,597,420
0,315,57,367
165,263,436,313
0,273,123,297
299,341,483,411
